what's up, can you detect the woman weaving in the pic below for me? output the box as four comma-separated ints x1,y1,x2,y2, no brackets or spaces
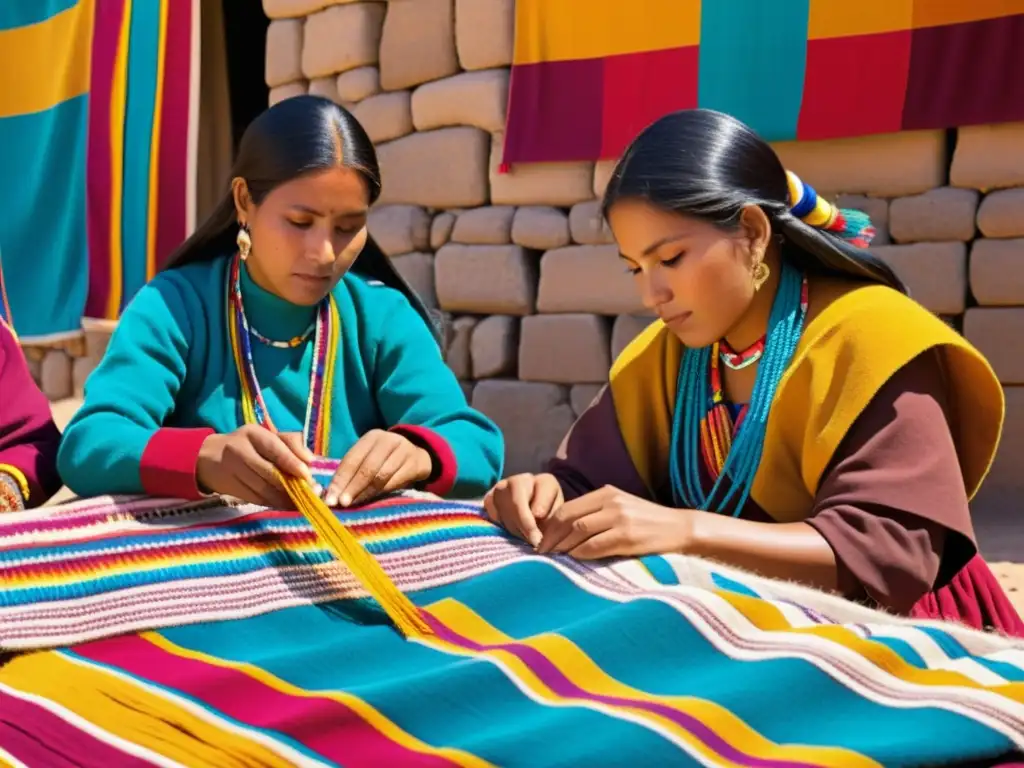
59,96,503,508
485,109,1023,634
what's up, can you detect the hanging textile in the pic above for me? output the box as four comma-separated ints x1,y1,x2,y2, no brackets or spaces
0,0,198,342
503,2,1024,165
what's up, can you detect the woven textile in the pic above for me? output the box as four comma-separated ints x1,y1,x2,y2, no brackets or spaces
0,0,198,342
2,492,1024,766
503,1,1024,164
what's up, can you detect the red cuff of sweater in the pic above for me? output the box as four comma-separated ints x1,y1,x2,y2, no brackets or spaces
140,427,215,500
388,425,456,496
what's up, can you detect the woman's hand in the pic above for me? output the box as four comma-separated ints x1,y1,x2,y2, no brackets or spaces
323,429,433,507
483,473,564,548
196,426,314,508
537,485,694,560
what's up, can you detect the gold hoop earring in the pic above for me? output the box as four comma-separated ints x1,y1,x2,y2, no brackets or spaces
236,225,252,261
752,260,770,291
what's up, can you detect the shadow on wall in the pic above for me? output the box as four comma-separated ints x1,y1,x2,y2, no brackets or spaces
196,1,269,223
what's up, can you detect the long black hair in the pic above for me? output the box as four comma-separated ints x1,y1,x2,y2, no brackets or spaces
602,109,906,293
164,95,440,340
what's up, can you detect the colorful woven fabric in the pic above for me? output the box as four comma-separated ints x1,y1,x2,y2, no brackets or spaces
2,492,1024,766
503,1,1024,164
0,0,198,342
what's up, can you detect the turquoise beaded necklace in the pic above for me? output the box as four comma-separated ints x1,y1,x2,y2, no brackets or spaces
668,261,808,515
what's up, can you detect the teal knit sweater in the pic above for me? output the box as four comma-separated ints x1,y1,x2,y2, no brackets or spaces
58,256,503,499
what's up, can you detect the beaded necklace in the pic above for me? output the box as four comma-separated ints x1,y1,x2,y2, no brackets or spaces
226,255,338,455
668,263,808,515
249,320,315,349
719,336,765,370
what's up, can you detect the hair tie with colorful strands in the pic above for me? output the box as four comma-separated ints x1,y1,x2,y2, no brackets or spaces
785,170,876,248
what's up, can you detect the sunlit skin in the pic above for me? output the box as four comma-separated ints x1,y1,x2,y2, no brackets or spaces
606,198,780,404
231,165,370,306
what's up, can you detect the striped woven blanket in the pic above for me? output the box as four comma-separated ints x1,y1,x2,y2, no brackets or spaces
2,492,1023,767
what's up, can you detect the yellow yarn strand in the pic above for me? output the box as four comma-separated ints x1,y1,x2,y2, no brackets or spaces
277,469,433,638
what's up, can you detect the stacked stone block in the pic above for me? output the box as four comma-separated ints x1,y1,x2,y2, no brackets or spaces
19,1,1024,507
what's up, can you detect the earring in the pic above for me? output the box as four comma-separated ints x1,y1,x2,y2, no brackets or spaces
236,224,252,261
752,260,770,291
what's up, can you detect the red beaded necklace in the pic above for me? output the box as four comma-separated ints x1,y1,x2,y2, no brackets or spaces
718,336,765,370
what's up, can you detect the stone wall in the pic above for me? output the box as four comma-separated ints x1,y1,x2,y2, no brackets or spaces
259,0,1024,493
21,0,1024,506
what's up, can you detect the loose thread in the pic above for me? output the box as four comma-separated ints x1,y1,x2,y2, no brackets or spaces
276,470,433,639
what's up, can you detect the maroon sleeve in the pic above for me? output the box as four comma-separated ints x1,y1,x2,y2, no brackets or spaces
806,349,977,614
0,324,62,507
546,384,653,501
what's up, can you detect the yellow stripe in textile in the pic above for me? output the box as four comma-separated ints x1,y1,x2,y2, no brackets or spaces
0,0,95,118
145,0,170,281
425,600,879,768
713,590,1024,704
0,651,296,766
808,0,913,39
144,633,494,768
912,0,1024,29
513,0,701,65
105,0,133,320
0,746,26,768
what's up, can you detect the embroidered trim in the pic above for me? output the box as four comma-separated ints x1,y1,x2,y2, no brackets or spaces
0,464,30,504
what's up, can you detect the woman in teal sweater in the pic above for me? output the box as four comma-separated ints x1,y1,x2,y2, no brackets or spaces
59,95,503,508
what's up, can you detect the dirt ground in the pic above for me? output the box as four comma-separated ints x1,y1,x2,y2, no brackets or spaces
45,398,1024,617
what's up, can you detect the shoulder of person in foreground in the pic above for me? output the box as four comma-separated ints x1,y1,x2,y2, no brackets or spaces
57,262,223,499
0,320,63,509
341,272,505,497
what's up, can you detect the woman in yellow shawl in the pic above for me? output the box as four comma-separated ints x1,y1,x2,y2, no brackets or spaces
485,109,1023,635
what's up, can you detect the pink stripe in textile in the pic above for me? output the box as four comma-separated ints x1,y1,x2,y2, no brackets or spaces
153,0,192,269
0,686,150,767
75,634,461,767
84,0,125,320
0,496,220,542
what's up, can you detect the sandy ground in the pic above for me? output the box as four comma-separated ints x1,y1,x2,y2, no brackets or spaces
44,398,1024,616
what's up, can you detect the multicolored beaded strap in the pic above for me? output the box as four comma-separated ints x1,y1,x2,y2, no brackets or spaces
226,254,338,456
669,262,808,514
699,276,808,484
786,170,875,248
